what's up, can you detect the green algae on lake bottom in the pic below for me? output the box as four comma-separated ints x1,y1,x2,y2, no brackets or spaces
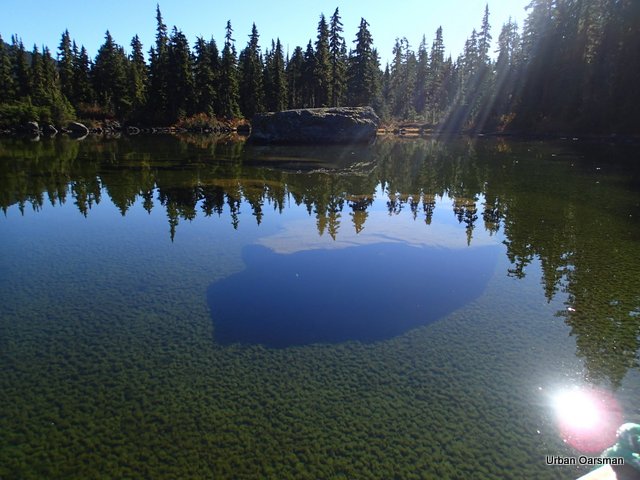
0,135,639,479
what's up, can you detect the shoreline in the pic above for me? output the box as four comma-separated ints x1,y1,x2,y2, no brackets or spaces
2,120,639,145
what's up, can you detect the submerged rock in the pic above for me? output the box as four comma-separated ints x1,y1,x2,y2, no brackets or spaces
67,121,89,137
249,106,379,144
42,124,58,136
23,121,41,136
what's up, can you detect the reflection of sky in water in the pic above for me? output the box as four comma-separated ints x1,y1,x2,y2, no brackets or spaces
209,242,500,347
209,189,502,347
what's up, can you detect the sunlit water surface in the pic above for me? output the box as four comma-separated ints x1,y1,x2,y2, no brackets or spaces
1,135,639,479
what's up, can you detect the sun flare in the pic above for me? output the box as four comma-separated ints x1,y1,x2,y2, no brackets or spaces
553,389,601,430
551,387,622,454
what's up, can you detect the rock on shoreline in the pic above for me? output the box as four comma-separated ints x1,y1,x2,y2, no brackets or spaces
249,107,379,144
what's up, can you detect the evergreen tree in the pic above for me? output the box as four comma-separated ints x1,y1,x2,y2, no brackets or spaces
389,37,416,118
148,4,170,121
347,18,380,107
129,35,148,114
72,45,93,105
70,40,80,102
286,46,304,109
508,0,640,132
370,47,384,112
207,39,222,114
264,38,287,111
426,26,446,121
41,46,60,95
491,19,520,125
478,4,492,65
92,31,129,116
329,7,347,107
413,35,429,116
26,44,75,124
302,40,316,107
58,30,74,102
193,37,216,116
30,45,46,104
11,36,30,99
379,62,392,120
440,4,496,132
609,0,640,130
219,21,241,118
238,23,265,118
512,0,557,128
167,27,194,121
0,34,15,101
314,14,331,107
262,42,274,110
473,6,496,131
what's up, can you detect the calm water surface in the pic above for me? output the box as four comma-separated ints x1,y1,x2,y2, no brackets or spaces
1,135,639,479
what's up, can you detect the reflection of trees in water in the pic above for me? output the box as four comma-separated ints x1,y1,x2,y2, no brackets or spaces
494,142,640,388
1,135,640,386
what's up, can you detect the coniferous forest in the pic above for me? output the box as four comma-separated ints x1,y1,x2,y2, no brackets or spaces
1,1,639,133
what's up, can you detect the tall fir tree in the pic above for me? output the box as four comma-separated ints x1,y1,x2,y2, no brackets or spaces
148,4,170,122
218,21,241,118
302,40,316,107
92,31,130,116
0,34,15,101
285,46,305,109
128,35,147,114
207,39,222,115
11,36,30,99
413,35,429,116
472,5,495,131
379,62,392,120
264,38,287,111
389,38,416,118
41,46,60,96
262,42,274,110
491,19,520,125
426,26,446,123
478,4,492,65
347,18,380,107
57,30,74,102
30,45,46,104
28,44,75,124
167,27,194,121
329,8,347,107
314,14,331,107
193,37,216,116
72,45,94,105
238,23,265,118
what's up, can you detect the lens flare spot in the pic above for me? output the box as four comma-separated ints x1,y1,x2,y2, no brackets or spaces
552,387,622,454
554,390,600,429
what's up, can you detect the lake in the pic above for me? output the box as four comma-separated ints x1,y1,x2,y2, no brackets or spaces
1,134,639,479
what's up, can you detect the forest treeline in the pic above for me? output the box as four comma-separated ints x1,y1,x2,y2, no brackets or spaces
0,1,638,133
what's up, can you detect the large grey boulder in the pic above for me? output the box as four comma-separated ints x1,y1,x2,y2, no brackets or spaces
249,106,379,144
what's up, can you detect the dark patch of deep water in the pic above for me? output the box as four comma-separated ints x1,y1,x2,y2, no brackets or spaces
208,242,500,347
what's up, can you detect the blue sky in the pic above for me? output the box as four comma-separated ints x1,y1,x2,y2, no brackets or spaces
1,1,531,65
